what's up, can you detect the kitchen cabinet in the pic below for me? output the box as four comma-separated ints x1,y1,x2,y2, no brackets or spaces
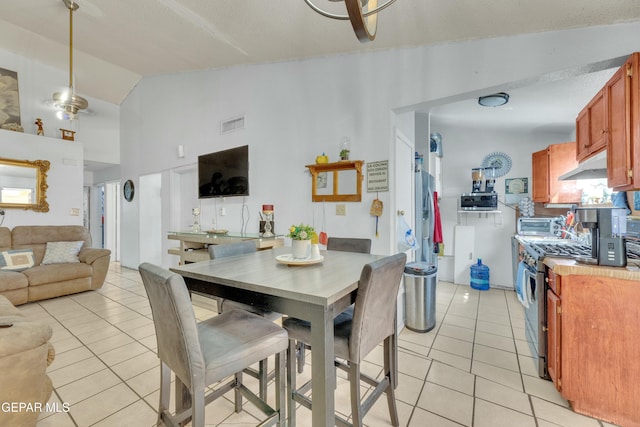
543,265,640,427
606,54,637,190
576,89,607,161
531,142,582,203
579,51,640,190
545,269,561,389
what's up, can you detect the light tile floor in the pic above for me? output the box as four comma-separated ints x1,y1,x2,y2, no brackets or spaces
17,262,618,426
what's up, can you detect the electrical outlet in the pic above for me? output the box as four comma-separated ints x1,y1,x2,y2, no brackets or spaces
336,204,346,216
219,207,226,216
70,208,80,216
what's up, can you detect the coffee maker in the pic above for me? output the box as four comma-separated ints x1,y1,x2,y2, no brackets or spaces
484,167,497,193
471,168,484,193
460,167,498,211
575,207,627,267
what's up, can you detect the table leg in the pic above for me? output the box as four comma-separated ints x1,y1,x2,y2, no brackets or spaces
309,307,335,427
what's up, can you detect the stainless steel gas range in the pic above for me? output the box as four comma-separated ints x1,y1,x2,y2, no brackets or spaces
514,233,640,379
514,236,592,379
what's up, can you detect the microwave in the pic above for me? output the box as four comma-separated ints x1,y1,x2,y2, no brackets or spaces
517,217,563,236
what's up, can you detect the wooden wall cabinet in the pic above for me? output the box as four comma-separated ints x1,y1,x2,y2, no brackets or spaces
606,54,636,190
576,52,640,190
576,89,607,161
531,142,582,203
305,160,363,202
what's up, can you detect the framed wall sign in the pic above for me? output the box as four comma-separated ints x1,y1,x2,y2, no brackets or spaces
367,160,389,192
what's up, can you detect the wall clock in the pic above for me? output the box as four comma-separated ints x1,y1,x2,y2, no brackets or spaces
481,152,512,178
123,179,135,202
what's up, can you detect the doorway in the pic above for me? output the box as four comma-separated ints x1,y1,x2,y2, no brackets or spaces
104,181,120,261
394,128,415,332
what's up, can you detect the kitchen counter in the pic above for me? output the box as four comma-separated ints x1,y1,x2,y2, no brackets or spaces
542,257,640,427
543,257,640,281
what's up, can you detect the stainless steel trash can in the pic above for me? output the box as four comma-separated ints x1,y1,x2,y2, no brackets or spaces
404,262,438,332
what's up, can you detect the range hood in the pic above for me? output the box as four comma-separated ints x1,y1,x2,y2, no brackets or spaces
559,150,607,180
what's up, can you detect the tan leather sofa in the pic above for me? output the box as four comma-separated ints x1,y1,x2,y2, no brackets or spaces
0,294,55,427
0,226,111,305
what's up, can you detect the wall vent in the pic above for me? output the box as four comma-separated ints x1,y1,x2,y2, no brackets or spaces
220,115,245,134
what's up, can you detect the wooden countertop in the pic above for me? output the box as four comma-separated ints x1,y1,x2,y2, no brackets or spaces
543,257,640,281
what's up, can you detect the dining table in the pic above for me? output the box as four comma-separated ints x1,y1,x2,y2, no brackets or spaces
170,245,384,427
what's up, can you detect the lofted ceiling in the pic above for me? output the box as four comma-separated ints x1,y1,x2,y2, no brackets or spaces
1,0,640,137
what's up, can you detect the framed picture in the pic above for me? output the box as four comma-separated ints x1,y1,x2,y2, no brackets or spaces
316,172,327,189
505,178,528,205
0,68,22,131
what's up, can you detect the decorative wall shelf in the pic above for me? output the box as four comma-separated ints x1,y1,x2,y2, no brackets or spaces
305,160,363,202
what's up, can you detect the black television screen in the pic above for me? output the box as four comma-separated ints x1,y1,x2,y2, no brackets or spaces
198,145,249,198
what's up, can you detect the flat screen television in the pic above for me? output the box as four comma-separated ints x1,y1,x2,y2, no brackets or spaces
198,145,249,198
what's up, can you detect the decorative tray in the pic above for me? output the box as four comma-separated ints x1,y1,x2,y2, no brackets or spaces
275,254,324,266
206,229,228,235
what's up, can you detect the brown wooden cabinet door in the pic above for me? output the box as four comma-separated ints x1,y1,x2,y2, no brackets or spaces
608,54,635,189
547,289,561,390
532,143,581,203
548,142,581,203
607,60,633,188
577,89,606,162
575,109,590,160
588,90,607,154
532,148,549,202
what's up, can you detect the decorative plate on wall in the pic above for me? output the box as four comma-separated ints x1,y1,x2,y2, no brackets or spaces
123,179,135,202
481,152,512,177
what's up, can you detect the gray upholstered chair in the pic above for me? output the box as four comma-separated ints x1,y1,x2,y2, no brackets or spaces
139,263,288,427
283,252,407,427
208,240,281,320
208,241,281,399
327,237,372,254
295,237,372,373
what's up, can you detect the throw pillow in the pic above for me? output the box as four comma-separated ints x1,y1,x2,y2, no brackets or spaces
0,249,36,271
41,241,84,265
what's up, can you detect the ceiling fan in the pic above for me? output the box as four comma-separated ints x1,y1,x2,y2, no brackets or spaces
51,0,89,120
304,0,398,42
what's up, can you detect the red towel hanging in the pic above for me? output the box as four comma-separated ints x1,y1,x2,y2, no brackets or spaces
433,191,443,244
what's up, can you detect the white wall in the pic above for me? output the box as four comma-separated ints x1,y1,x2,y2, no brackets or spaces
0,130,84,228
429,123,569,287
139,173,162,265
119,21,640,270
0,48,120,166
1,47,120,244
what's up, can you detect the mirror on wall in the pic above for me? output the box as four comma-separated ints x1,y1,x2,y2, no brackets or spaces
0,157,50,212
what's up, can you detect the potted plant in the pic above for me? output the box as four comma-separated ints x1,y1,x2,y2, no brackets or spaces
288,224,316,259
339,136,351,161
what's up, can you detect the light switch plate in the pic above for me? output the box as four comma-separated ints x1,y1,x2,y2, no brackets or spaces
336,204,346,216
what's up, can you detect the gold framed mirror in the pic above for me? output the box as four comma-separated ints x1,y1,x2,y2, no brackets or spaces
0,157,50,212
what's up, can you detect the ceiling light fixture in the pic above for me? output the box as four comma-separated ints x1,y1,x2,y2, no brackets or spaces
303,0,398,43
52,0,88,120
478,92,509,107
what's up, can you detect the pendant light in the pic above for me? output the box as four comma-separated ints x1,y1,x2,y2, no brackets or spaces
303,0,398,43
52,0,88,120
